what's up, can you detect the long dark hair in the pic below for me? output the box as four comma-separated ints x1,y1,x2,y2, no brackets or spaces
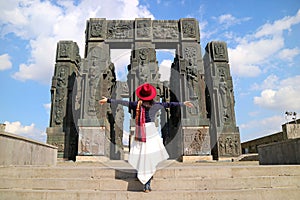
135,99,154,123
141,100,154,108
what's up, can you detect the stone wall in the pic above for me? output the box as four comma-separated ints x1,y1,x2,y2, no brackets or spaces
0,131,57,166
258,138,300,165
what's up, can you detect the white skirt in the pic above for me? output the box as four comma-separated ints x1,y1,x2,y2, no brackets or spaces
128,122,169,184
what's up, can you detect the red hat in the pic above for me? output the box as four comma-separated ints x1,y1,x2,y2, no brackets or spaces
136,83,157,100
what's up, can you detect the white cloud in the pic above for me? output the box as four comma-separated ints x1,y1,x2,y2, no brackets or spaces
228,9,300,78
43,103,51,115
217,14,251,28
110,49,131,81
159,59,172,81
12,37,57,83
253,75,300,111
0,1,62,39
251,74,279,90
4,121,47,143
228,35,284,77
255,9,300,38
0,54,12,70
278,48,300,62
1,0,154,84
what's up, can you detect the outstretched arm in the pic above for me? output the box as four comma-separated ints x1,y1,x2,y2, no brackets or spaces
159,101,194,108
99,97,136,108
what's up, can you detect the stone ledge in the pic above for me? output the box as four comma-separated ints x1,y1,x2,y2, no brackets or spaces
0,131,57,149
76,156,109,162
180,155,213,163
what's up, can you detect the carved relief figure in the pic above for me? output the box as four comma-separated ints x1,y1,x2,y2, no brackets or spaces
182,21,196,38
139,48,148,65
54,104,63,125
219,78,228,120
137,49,150,83
59,43,70,58
153,22,178,39
218,137,225,155
213,43,226,60
184,47,198,98
219,68,229,122
80,135,91,154
218,135,239,156
121,82,129,95
54,67,67,125
234,136,240,155
225,137,233,154
137,21,151,38
88,57,100,114
57,67,67,87
189,129,206,153
107,20,133,39
90,21,103,37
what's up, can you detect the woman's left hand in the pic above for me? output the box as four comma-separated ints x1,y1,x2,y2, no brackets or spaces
99,96,108,105
184,101,194,108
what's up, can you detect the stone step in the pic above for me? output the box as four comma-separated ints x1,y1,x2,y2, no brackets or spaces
1,163,299,180
1,161,300,199
1,175,299,191
0,188,300,200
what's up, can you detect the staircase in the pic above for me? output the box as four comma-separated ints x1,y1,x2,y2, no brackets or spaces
0,160,299,200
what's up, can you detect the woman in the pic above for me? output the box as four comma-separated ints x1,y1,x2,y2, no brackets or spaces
99,83,193,193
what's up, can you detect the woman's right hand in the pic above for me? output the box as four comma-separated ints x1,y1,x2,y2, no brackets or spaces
99,97,108,105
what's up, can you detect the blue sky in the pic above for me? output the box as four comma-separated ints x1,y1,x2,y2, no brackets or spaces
0,0,299,143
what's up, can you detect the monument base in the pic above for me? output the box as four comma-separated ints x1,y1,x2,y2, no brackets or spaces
218,157,240,162
76,156,109,162
180,155,213,163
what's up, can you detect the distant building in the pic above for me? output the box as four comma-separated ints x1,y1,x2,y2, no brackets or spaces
242,119,300,154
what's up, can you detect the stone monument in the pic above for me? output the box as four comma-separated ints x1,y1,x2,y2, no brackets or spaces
46,18,241,161
203,41,241,160
46,41,80,160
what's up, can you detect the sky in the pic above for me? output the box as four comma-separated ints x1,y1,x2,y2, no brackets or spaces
0,0,299,143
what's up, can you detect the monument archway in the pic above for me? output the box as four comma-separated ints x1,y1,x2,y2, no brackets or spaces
46,18,241,161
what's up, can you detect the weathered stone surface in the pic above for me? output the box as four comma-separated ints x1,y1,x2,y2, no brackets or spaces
135,18,152,40
0,131,57,166
182,126,210,156
283,123,300,139
1,162,300,199
258,138,300,164
78,127,106,156
180,18,200,42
